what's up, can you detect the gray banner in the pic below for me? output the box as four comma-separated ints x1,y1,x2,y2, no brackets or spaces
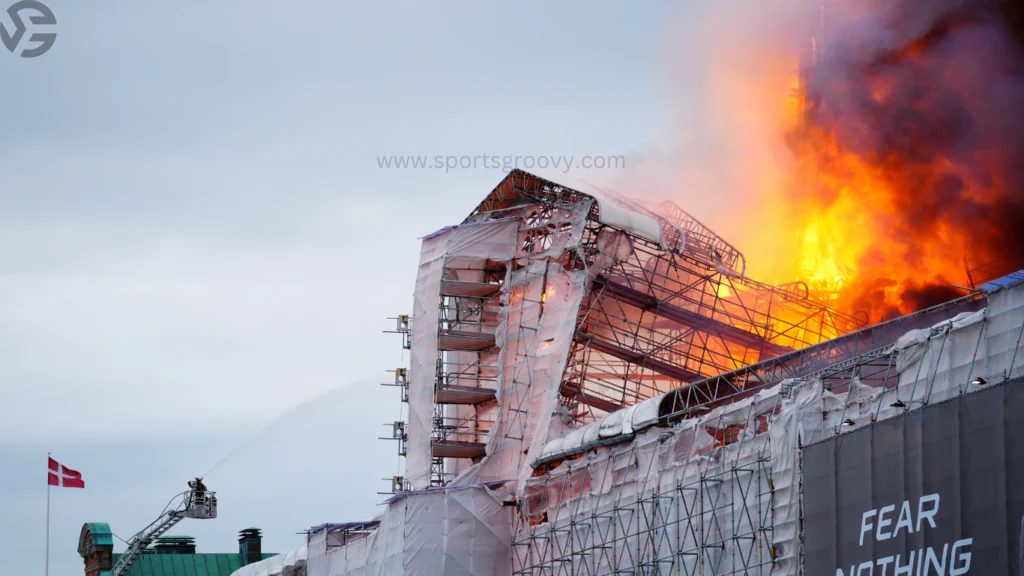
804,379,1024,575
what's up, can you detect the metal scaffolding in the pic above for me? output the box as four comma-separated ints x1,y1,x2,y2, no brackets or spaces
464,171,863,425
391,170,870,488
512,391,781,575
510,272,1024,576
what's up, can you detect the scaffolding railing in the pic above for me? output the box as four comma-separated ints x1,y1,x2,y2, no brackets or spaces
512,395,781,576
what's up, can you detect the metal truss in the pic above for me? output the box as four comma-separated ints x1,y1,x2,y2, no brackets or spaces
417,168,870,486
560,215,862,423
410,169,987,488
467,171,865,424
657,291,986,422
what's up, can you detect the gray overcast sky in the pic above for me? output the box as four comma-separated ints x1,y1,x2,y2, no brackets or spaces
0,1,751,574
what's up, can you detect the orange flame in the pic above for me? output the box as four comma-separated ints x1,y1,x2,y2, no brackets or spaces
715,5,1024,323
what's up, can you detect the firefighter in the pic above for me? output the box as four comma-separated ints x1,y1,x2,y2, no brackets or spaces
188,477,207,505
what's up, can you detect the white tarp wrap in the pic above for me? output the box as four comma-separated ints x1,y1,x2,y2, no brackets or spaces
890,305,1010,412
456,260,588,492
771,379,825,574
532,170,672,249
517,386,792,575
450,201,592,493
231,544,308,576
305,485,512,576
406,219,524,489
590,193,663,248
512,281,1024,575
407,230,451,490
444,218,520,261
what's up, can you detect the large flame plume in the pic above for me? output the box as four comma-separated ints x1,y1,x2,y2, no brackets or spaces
736,0,1024,323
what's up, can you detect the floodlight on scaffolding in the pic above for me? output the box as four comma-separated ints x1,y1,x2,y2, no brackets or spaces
378,421,408,457
392,476,406,493
890,397,924,409
382,368,410,402
383,315,412,349
971,376,987,386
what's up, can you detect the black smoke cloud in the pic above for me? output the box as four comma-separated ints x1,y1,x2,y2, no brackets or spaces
801,0,1024,316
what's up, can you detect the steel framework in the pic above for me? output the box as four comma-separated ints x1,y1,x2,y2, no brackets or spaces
655,290,986,423
466,170,861,419
398,170,870,487
510,281,1019,576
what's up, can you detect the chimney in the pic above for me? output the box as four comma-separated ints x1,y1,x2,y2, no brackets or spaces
152,536,196,554
238,528,263,566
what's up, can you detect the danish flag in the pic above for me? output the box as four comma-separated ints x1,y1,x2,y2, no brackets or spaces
48,457,85,488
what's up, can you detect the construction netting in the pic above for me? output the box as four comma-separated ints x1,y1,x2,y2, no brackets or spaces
456,260,589,492
509,279,1024,575
303,484,512,576
405,200,599,490
230,161,1024,576
233,265,1024,576
406,228,452,490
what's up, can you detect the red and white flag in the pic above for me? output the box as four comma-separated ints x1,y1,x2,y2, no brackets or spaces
48,457,85,488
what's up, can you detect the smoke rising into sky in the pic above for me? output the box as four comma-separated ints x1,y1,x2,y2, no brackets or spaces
637,0,1024,321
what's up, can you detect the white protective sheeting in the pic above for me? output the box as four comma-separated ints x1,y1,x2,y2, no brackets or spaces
462,260,588,492
771,380,825,574
407,230,451,490
231,544,308,576
449,198,593,493
444,218,520,261
512,281,1024,575
630,395,662,431
517,385,794,575
531,170,669,249
560,423,592,453
597,408,627,438
411,211,582,489
589,191,663,248
306,485,512,576
540,436,564,458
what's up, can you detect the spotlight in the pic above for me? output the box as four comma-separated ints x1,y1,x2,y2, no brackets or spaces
842,418,856,427
970,377,987,386
890,399,906,408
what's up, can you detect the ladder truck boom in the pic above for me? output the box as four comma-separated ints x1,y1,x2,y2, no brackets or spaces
110,479,217,576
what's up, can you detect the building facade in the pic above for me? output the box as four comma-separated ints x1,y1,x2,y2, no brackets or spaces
78,523,275,576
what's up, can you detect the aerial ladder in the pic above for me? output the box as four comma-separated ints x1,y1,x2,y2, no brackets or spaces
110,478,218,576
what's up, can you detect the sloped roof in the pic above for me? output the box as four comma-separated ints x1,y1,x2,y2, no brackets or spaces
108,552,275,576
86,523,114,546
979,269,1024,292
79,522,115,558
466,169,668,247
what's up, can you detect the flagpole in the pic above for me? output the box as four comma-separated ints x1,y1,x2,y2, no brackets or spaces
45,452,50,576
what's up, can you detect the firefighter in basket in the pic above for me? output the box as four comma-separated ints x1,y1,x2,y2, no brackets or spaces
187,477,207,506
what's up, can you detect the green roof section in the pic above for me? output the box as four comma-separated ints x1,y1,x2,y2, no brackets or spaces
109,553,276,576
86,523,114,547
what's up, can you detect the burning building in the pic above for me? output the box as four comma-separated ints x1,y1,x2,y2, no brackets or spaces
231,1,1024,574
233,169,1024,576
741,0,1024,322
